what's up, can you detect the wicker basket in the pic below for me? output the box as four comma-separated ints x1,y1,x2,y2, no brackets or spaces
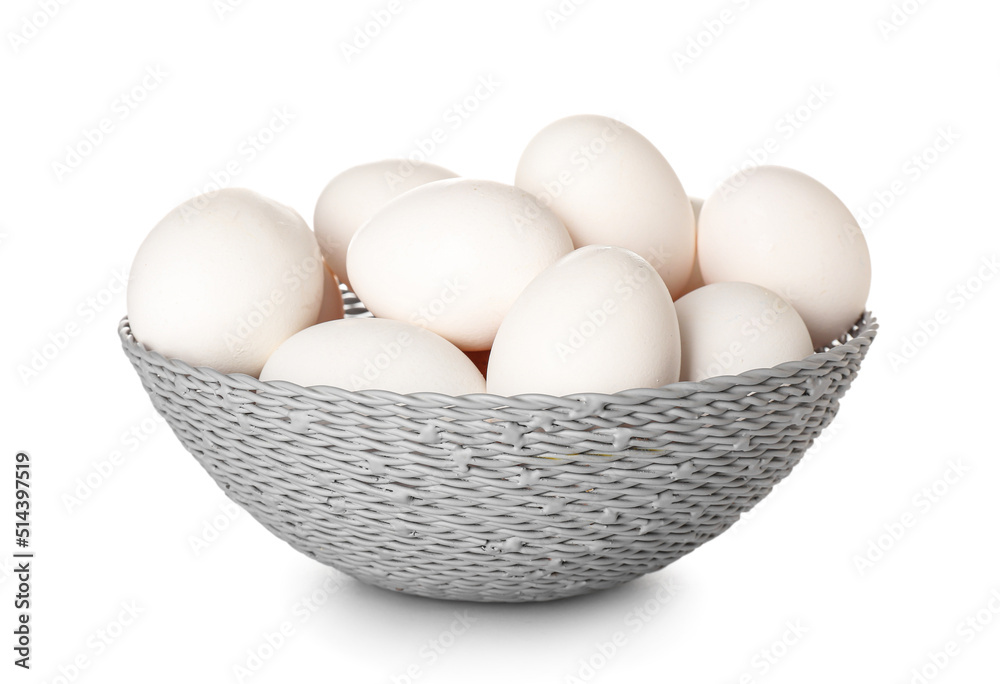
119,292,876,602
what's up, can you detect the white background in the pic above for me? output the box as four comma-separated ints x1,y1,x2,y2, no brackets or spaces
2,0,999,682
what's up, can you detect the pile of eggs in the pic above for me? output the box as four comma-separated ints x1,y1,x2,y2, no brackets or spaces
127,114,872,397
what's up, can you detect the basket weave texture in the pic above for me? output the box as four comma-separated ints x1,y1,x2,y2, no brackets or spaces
120,294,876,602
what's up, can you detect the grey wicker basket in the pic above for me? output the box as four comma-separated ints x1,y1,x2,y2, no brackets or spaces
119,292,876,602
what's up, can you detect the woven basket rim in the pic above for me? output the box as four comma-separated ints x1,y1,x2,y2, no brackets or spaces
118,311,876,407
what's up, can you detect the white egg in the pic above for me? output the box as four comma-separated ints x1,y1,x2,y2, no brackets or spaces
315,261,345,324
127,187,323,376
487,245,681,396
515,114,695,295
674,197,705,298
698,165,871,347
260,318,486,395
674,282,814,382
347,179,575,351
314,160,457,289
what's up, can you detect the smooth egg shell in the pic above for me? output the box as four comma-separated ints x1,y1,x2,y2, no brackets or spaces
127,187,324,376
515,114,695,296
314,160,457,289
487,245,681,396
674,282,814,381
674,197,705,298
698,165,871,347
347,179,575,351
260,318,486,395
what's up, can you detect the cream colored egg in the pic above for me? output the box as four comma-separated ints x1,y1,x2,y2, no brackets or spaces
675,197,705,298
674,282,814,382
315,262,345,324
259,318,486,395
347,178,575,351
698,165,871,347
314,160,457,289
487,245,681,396
515,114,695,295
127,187,324,376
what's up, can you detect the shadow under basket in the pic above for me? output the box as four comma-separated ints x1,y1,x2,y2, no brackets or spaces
119,295,877,603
